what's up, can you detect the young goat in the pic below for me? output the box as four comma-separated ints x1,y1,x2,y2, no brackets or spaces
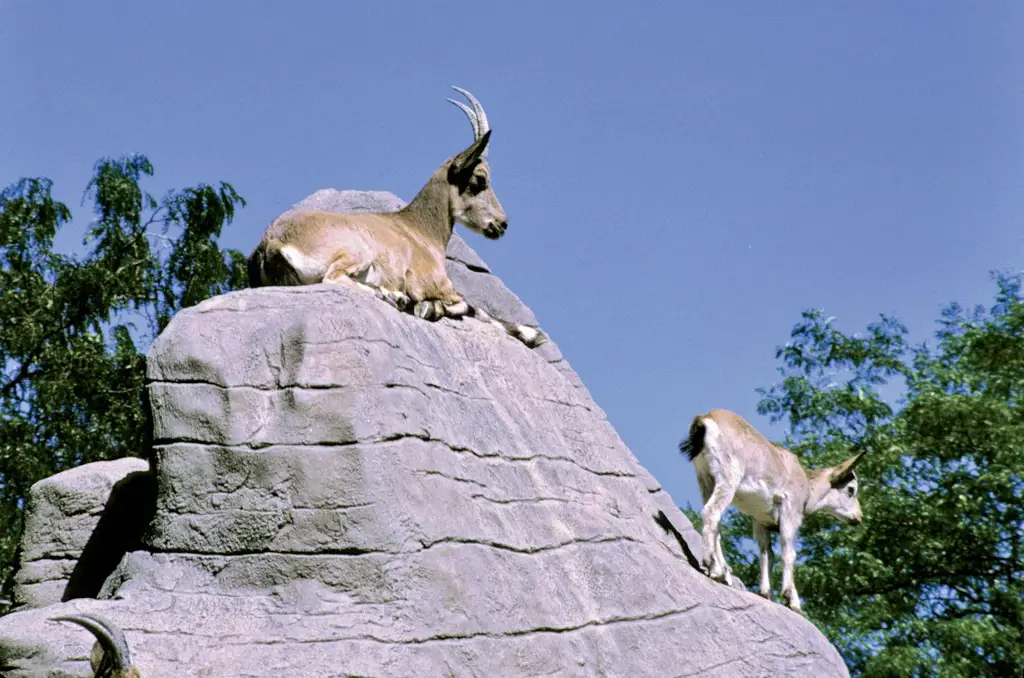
52,613,141,678
248,86,545,348
679,408,866,612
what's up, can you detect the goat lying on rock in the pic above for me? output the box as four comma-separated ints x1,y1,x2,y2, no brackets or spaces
248,86,545,348
51,613,140,678
680,408,866,612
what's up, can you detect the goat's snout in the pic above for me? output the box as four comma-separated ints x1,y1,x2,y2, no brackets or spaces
484,219,507,240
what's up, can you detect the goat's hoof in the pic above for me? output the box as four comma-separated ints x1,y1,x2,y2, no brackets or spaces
445,300,470,318
414,301,432,319
414,300,444,321
781,593,803,614
758,590,772,601
515,325,546,347
708,570,730,584
382,288,410,311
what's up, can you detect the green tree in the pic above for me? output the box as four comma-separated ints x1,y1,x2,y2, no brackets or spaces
684,274,1024,677
0,155,248,606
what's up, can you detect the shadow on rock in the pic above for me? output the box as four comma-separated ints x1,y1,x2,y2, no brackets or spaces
654,509,704,574
62,470,157,601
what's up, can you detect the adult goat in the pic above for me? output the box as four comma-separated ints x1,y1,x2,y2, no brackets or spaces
680,408,866,612
51,613,140,678
248,86,544,348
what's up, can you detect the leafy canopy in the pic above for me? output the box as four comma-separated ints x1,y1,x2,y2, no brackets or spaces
684,274,1023,677
0,155,248,605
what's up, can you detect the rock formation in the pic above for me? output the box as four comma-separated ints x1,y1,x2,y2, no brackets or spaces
0,191,849,677
10,458,151,610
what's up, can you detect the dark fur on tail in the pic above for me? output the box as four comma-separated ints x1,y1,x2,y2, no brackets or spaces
247,250,264,288
247,242,303,288
679,416,706,461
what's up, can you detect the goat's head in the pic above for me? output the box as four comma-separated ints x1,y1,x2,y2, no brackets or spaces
445,87,507,240
815,450,867,524
52,612,140,678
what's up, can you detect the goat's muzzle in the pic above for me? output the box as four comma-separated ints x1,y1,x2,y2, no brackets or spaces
483,220,507,240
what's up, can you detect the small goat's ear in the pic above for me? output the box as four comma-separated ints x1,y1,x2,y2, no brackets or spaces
449,130,491,182
829,449,867,487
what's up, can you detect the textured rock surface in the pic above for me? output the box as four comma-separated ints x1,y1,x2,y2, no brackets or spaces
0,191,849,677
11,458,150,609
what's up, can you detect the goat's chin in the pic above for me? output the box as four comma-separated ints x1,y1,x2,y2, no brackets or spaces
483,227,505,240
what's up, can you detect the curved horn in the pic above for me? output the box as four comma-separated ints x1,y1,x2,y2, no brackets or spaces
829,449,867,487
451,86,489,137
52,613,132,670
446,97,480,139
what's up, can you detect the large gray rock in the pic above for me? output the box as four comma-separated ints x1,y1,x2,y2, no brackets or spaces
11,458,151,610
0,191,849,677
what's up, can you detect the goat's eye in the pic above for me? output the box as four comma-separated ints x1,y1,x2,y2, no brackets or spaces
468,175,488,194
847,486,856,497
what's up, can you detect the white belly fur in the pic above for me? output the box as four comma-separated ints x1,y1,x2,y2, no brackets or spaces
732,480,779,526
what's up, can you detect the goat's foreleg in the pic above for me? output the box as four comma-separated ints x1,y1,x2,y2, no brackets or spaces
404,277,462,321
753,521,773,600
778,502,802,612
431,279,545,347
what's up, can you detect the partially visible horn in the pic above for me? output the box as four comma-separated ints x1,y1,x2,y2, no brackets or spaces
451,86,489,137
447,86,491,157
829,449,867,487
446,97,480,139
52,612,132,671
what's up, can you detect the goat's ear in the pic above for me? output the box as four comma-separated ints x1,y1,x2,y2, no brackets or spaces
829,449,867,488
449,130,491,182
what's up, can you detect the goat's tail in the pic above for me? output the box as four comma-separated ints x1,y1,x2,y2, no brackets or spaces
248,240,307,288
679,416,707,461
247,248,265,288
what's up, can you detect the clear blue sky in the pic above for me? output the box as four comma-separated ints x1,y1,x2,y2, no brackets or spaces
2,2,1022,510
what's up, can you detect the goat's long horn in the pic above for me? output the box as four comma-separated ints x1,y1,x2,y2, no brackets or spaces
52,613,132,670
829,449,867,487
446,96,480,139
451,86,489,137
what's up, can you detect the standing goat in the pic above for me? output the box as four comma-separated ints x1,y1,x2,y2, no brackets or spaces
248,86,544,348
679,408,866,612
51,613,140,678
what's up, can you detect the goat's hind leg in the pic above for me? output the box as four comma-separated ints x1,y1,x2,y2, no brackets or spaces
323,253,385,300
324,255,415,313
699,479,737,585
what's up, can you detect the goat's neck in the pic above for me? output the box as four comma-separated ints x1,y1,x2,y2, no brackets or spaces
802,468,833,514
398,166,454,254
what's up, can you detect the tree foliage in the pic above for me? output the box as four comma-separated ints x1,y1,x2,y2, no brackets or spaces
685,274,1024,676
0,155,247,606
